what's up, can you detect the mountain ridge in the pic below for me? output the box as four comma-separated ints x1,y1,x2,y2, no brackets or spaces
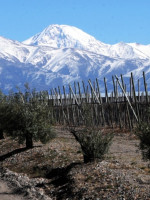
0,24,150,93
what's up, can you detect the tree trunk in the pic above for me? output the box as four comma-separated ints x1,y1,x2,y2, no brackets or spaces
0,129,4,139
25,132,33,148
83,155,94,163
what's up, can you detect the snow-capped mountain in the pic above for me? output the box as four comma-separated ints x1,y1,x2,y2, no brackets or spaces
0,24,150,93
23,24,108,54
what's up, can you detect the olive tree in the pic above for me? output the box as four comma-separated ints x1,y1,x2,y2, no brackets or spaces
135,109,150,161
71,128,113,163
3,87,55,148
70,104,113,163
0,90,6,139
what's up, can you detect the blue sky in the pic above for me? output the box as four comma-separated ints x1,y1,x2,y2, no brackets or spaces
0,0,150,44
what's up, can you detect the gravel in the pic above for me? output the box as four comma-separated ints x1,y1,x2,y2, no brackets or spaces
0,127,150,199
0,166,52,200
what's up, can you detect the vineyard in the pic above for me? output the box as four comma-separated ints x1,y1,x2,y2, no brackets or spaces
49,72,150,129
0,71,150,199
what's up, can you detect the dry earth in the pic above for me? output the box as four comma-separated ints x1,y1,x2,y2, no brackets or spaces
0,179,26,200
0,126,150,200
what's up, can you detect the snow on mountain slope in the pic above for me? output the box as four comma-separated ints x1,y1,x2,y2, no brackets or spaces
0,36,37,63
23,24,109,55
23,24,150,60
128,43,150,59
106,42,150,59
0,24,150,93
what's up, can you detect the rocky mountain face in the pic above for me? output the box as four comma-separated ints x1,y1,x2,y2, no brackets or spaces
0,24,150,93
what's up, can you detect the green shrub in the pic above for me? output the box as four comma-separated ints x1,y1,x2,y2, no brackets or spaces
1,86,55,148
0,90,7,139
71,128,113,163
136,121,150,161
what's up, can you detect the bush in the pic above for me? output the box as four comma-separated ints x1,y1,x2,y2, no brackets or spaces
1,86,55,148
0,90,7,139
136,122,150,161
71,128,113,163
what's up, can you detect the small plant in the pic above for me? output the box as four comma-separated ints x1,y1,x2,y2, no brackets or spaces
135,121,150,161
71,128,113,163
0,90,7,139
135,106,150,162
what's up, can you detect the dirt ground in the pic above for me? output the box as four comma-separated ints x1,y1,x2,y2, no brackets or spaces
0,180,25,200
0,126,150,199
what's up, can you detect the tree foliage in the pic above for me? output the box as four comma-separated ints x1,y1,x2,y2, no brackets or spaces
135,109,150,161
0,86,55,148
71,128,113,163
0,90,7,139
70,103,113,163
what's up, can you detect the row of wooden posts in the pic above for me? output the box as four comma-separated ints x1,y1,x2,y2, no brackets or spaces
48,71,150,130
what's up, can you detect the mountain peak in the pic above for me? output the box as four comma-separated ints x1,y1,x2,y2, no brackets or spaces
23,24,106,53
1,24,150,93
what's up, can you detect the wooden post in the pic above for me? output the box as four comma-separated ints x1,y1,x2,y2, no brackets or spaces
115,75,139,122
69,84,85,123
86,85,90,103
89,79,94,104
77,82,82,104
138,79,140,102
63,86,66,105
121,74,132,129
96,78,105,126
104,77,114,127
131,72,140,123
69,84,80,106
88,79,101,104
112,76,122,128
54,88,61,123
143,71,149,104
63,86,70,124
130,77,133,102
96,78,102,104
74,81,77,95
116,80,118,99
104,77,109,103
82,80,86,103
58,86,65,124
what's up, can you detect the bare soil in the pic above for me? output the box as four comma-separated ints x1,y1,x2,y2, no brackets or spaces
0,126,150,199
0,180,25,200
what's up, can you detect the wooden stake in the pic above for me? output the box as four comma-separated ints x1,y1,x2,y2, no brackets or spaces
143,71,149,104
115,75,139,122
